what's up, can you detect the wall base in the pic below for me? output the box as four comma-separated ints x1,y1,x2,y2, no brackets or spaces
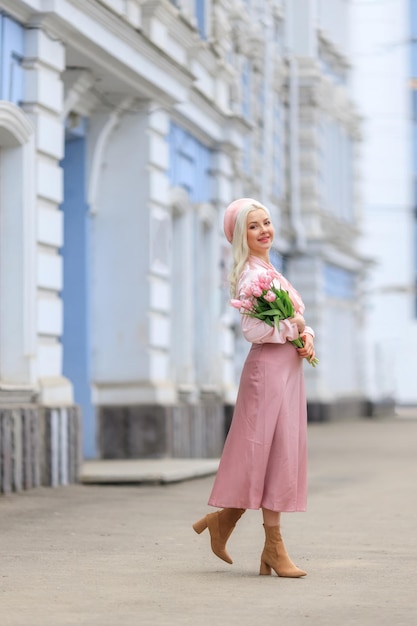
98,400,225,459
0,404,81,495
307,397,375,422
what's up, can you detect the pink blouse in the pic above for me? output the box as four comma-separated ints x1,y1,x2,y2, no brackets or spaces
237,256,315,345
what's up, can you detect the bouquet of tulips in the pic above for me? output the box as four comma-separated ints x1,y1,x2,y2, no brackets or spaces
231,270,319,367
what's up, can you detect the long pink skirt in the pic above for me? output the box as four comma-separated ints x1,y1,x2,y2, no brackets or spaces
208,341,307,512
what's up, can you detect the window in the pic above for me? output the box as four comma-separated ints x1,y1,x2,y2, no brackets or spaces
0,13,24,105
168,122,215,390
319,115,354,222
168,122,213,203
242,135,251,174
273,99,283,198
241,59,251,119
324,264,355,299
412,42,417,79
195,0,206,39
412,90,417,120
411,0,417,40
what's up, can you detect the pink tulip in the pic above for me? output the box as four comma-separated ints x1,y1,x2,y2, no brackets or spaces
258,273,273,291
241,298,254,310
264,290,276,302
251,283,263,297
230,299,243,309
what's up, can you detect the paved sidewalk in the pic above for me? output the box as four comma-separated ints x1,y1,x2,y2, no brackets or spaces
80,458,219,485
1,416,417,626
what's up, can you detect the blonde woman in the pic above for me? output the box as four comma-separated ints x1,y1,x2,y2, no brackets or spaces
193,198,315,578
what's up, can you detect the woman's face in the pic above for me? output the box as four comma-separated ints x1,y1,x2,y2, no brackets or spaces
246,208,274,257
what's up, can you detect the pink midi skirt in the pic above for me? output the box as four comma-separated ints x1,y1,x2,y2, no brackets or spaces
208,341,307,512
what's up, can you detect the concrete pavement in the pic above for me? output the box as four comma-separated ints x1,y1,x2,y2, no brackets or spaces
1,416,417,626
80,458,220,485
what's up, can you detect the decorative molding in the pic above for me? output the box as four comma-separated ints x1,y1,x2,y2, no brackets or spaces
88,97,135,215
170,185,192,216
0,101,34,146
210,1,233,57
318,28,351,71
62,69,97,119
0,0,33,22
246,26,265,73
197,202,216,229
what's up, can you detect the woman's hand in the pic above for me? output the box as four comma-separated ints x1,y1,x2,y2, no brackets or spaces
290,314,306,334
296,332,316,363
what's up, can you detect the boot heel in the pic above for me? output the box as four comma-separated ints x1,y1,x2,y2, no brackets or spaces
259,560,272,576
192,517,208,534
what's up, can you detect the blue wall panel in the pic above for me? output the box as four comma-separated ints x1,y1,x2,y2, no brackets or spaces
61,132,95,458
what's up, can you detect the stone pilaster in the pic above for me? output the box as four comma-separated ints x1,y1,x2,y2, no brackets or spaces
22,26,73,406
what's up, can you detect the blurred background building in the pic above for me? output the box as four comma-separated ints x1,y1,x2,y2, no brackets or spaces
350,0,417,412
2,0,413,494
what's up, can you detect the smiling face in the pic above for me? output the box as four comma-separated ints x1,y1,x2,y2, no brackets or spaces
246,208,274,259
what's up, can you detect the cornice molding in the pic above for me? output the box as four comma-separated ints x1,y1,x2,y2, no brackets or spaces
0,0,34,22
27,1,195,106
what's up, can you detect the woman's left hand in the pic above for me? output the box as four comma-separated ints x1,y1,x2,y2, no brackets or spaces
296,333,316,363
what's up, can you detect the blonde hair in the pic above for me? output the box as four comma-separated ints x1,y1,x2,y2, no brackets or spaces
229,201,270,297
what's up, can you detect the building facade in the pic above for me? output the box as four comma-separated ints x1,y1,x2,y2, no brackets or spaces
0,0,365,494
350,0,417,410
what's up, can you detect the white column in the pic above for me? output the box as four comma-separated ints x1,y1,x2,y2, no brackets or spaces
170,188,196,398
148,106,175,398
0,103,37,389
195,202,219,392
212,149,238,403
22,26,73,406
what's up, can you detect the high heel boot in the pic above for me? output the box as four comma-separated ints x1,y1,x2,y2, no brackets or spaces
259,524,307,577
192,508,245,564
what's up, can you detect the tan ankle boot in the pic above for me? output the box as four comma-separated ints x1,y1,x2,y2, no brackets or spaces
193,508,245,564
259,524,307,577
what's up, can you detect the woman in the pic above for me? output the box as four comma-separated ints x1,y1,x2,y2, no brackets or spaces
193,198,316,578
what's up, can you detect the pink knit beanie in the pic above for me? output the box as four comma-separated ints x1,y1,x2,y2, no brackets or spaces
223,198,259,243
